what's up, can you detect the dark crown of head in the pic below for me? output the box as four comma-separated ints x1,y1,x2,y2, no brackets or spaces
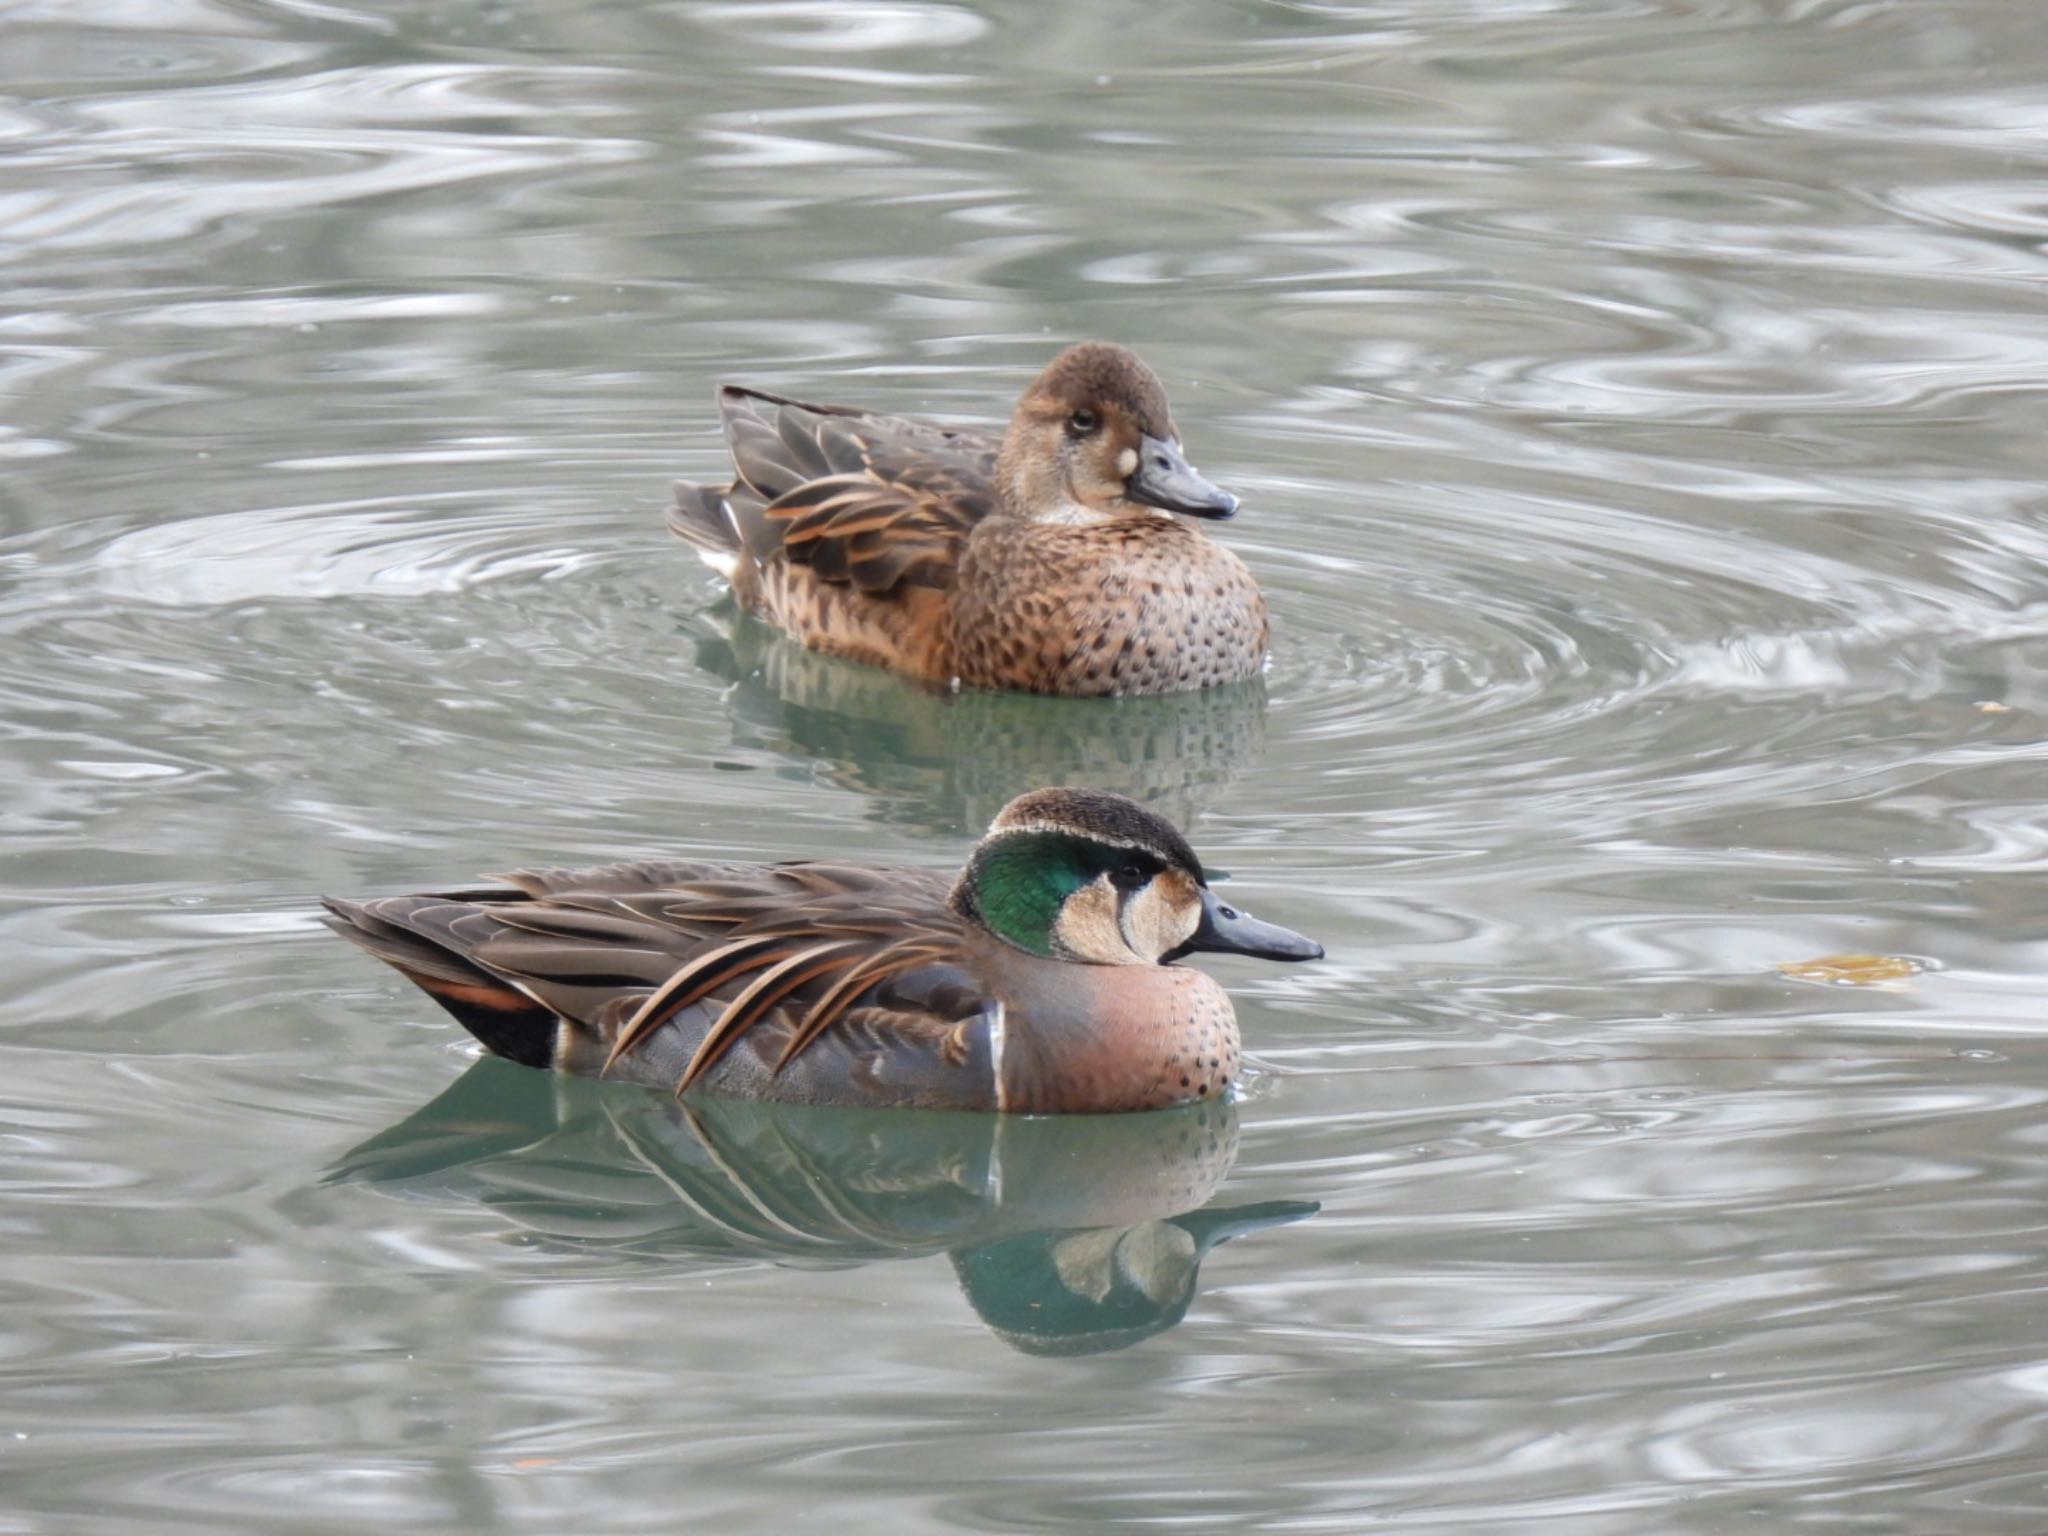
988,787,1204,880
1035,343,1174,440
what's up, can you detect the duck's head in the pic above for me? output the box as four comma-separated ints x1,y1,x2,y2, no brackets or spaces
951,787,1322,967
993,343,1240,526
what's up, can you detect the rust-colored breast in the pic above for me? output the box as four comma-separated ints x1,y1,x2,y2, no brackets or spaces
991,960,1243,1114
949,517,1269,697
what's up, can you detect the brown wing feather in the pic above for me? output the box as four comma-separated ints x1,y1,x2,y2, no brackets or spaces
672,940,866,1093
332,858,983,1094
771,941,956,1072
711,387,999,597
600,932,798,1074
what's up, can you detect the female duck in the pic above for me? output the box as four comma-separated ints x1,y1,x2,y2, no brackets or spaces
670,343,1269,697
323,788,1321,1114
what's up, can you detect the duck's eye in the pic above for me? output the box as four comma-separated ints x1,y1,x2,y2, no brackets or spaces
1065,408,1098,438
1111,861,1150,891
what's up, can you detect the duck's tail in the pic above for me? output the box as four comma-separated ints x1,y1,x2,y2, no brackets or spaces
321,894,560,1070
668,480,748,582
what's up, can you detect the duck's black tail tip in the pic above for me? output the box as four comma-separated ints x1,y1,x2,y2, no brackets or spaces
320,895,559,1070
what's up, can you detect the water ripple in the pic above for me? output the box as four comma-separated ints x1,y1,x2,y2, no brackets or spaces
1,61,645,254
89,498,606,605
7,1,2048,1531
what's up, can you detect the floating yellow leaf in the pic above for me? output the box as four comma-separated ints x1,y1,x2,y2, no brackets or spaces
1777,953,1923,987
1975,700,2013,714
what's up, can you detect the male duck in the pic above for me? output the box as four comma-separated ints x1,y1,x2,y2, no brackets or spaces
323,788,1321,1113
670,343,1269,697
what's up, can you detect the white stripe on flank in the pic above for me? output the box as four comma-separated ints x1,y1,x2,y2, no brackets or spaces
989,999,1008,1113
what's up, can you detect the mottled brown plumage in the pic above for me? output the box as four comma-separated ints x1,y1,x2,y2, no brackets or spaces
670,343,1270,697
323,788,1322,1114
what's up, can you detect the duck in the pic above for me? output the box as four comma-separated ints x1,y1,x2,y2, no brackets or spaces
322,787,1322,1114
669,342,1270,697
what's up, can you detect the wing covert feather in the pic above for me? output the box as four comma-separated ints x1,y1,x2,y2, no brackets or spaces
713,387,999,597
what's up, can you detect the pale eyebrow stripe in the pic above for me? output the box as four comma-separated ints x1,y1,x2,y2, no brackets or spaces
982,823,1156,855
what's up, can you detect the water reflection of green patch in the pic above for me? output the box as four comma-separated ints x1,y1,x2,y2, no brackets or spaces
334,1058,1315,1354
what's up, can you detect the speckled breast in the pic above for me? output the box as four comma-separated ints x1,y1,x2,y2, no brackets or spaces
994,965,1243,1114
949,518,1270,697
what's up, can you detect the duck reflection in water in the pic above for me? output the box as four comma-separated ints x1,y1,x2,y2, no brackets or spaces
333,1060,1315,1356
694,617,1267,836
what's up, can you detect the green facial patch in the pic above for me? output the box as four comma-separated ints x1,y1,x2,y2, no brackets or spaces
967,832,1111,956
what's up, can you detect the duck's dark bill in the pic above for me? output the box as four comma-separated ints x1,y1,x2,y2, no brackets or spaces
1167,887,1323,963
1129,435,1239,520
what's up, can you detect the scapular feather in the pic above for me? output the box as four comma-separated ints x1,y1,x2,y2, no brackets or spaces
602,933,790,1074
673,940,863,1094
